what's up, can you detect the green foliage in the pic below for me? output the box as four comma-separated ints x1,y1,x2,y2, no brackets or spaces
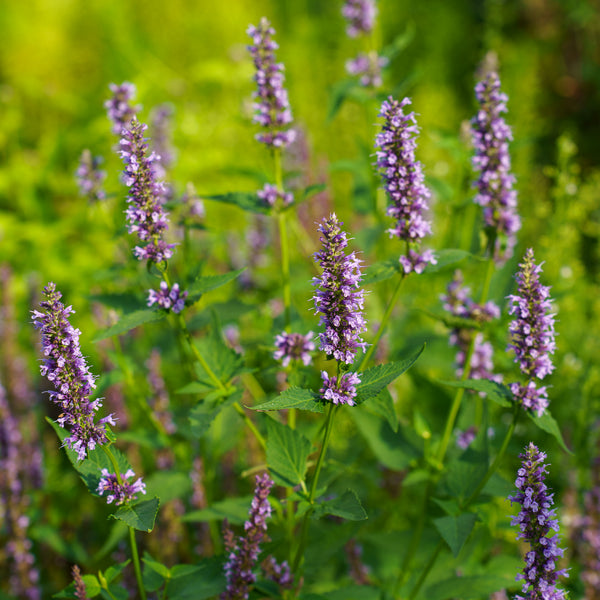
266,417,312,488
111,497,160,532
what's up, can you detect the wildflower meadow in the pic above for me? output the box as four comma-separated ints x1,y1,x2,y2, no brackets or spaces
2,1,600,599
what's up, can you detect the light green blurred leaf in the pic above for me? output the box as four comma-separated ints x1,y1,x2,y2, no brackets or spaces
266,418,312,487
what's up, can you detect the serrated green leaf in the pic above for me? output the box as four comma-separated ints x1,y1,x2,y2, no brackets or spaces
188,391,240,438
529,410,572,454
312,489,367,521
187,268,246,300
433,512,478,557
362,258,401,286
53,575,102,598
92,309,166,342
362,388,398,432
437,379,512,407
111,497,160,532
192,324,245,386
444,448,489,500
250,387,325,413
266,418,312,488
182,496,253,525
355,345,424,404
204,192,271,214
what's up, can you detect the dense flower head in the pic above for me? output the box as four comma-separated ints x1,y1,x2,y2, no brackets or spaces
375,96,436,273
509,443,567,600
471,71,520,263
72,565,88,600
247,17,296,149
346,52,387,87
105,81,140,135
147,281,187,313
257,183,293,208
260,556,293,589
97,468,146,505
76,149,106,202
221,473,274,600
312,213,367,364
342,0,377,37
320,371,361,406
273,331,315,366
119,118,176,264
507,249,556,416
31,283,115,460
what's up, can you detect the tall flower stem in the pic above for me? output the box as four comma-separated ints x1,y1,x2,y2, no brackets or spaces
292,403,337,573
101,445,146,600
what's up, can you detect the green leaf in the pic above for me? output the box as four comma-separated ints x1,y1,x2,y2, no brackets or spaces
188,391,239,438
142,556,169,592
111,497,160,532
182,496,253,525
193,323,245,385
266,418,312,487
92,309,166,342
355,345,425,405
166,558,226,600
204,191,271,214
529,410,572,454
433,512,478,556
53,575,102,598
443,448,489,501
250,387,325,413
299,183,327,202
362,258,401,286
312,489,367,521
327,586,381,600
144,471,192,504
88,292,143,313
437,379,513,407
362,388,398,432
327,78,360,122
187,268,246,302
424,248,475,273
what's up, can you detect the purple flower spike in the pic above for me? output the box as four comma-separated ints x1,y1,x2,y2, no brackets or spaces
273,331,315,366
119,118,176,265
471,71,520,263
507,249,556,416
342,0,377,38
147,281,188,314
313,213,367,364
320,371,361,406
346,52,388,88
97,468,146,505
247,17,296,149
221,473,274,600
375,96,436,273
509,443,568,600
105,82,140,136
31,283,115,460
76,149,106,202
257,183,294,208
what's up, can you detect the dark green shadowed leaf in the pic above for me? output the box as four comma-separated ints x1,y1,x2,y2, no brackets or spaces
92,309,166,342
188,391,240,438
251,387,325,413
166,558,226,600
437,379,513,407
312,489,367,521
111,497,160,532
433,512,478,557
529,410,572,454
266,418,312,487
362,388,398,432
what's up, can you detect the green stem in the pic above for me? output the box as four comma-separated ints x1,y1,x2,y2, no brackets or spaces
359,274,406,371
407,541,443,600
233,402,266,450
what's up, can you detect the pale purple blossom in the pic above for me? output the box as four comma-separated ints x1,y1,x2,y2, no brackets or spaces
147,281,187,313
97,468,146,506
260,556,293,589
105,82,140,135
31,283,115,460
375,97,436,273
320,371,361,407
257,183,294,208
247,18,296,149
76,149,106,202
456,426,477,450
346,52,387,87
471,71,520,264
509,443,567,600
342,0,377,37
273,331,315,366
507,249,556,416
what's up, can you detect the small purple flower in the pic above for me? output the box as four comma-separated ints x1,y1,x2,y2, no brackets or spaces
346,52,388,88
105,82,140,135
509,443,568,600
471,71,520,264
273,331,315,367
312,213,367,364
97,468,146,505
320,371,361,406
119,118,176,264
375,97,436,274
76,149,106,202
247,17,296,149
221,473,274,600
257,183,293,208
31,283,115,460
342,0,377,37
147,281,187,313
456,426,477,450
260,556,293,589
507,249,556,416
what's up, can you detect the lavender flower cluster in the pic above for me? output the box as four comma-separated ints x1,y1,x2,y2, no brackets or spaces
341,0,377,37
31,283,115,460
273,331,315,366
247,18,295,149
346,52,388,88
375,97,436,274
221,473,274,600
471,71,520,263
508,249,556,416
257,183,293,208
509,443,567,600
441,270,501,382
105,81,139,135
97,468,146,506
76,149,106,203
147,281,187,313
